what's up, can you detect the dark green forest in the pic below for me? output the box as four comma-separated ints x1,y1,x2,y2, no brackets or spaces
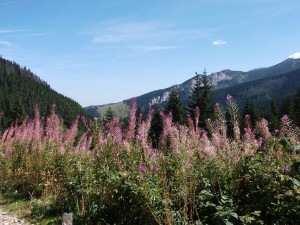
0,56,88,130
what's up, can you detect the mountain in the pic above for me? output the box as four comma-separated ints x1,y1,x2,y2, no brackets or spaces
86,58,300,118
214,67,300,109
0,56,88,128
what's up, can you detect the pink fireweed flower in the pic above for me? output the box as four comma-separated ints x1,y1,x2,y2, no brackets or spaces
282,114,289,123
160,111,175,149
74,131,88,152
244,114,252,132
226,94,233,102
145,147,160,168
136,107,154,149
126,97,137,141
279,114,296,140
245,114,251,121
138,165,147,176
46,104,62,141
33,104,43,140
233,121,241,142
187,114,195,134
63,115,80,148
255,119,271,140
281,165,291,174
107,117,123,144
195,107,200,128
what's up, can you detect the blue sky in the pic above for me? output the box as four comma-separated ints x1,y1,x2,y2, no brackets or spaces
1,0,300,107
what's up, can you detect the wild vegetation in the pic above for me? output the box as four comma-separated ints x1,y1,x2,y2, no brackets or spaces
1,96,300,224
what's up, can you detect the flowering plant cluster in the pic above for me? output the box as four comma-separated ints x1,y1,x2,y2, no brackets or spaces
0,97,300,224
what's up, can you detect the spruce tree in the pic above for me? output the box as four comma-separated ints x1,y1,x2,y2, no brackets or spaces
149,109,163,148
267,100,280,131
242,99,259,128
11,97,26,124
294,87,300,126
105,106,114,122
280,97,294,120
188,70,214,129
165,85,186,124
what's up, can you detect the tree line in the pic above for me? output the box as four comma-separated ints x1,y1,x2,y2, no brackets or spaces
0,56,88,130
104,70,300,145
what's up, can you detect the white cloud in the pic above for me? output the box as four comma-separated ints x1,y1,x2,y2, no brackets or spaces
90,21,170,43
129,45,177,52
288,52,300,59
0,29,18,34
88,21,212,44
212,39,227,46
21,32,52,37
0,41,12,47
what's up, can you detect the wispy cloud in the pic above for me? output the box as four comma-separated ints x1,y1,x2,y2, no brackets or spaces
0,41,13,47
289,52,300,59
0,29,22,34
21,31,52,38
0,29,51,37
129,45,177,52
91,21,172,43
212,39,227,46
89,21,212,44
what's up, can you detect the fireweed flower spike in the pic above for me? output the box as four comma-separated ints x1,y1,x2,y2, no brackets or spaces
226,94,233,102
282,114,289,122
245,114,251,121
126,97,137,141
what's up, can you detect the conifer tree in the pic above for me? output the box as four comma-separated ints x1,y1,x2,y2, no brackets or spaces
294,87,300,126
281,97,294,120
188,70,214,129
12,97,26,124
267,100,280,131
149,109,163,148
105,106,114,122
242,99,259,128
165,85,186,124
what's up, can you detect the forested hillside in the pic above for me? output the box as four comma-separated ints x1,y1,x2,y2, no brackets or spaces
214,67,300,109
0,56,87,129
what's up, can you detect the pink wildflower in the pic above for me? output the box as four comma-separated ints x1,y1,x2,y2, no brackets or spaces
136,107,153,149
195,107,200,128
107,117,123,144
255,119,271,139
139,166,147,175
126,97,137,141
282,114,289,123
281,165,291,174
187,114,195,134
245,114,251,121
226,94,233,102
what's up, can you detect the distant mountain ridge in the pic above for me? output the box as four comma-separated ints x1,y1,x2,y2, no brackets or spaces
85,58,300,119
214,67,300,109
